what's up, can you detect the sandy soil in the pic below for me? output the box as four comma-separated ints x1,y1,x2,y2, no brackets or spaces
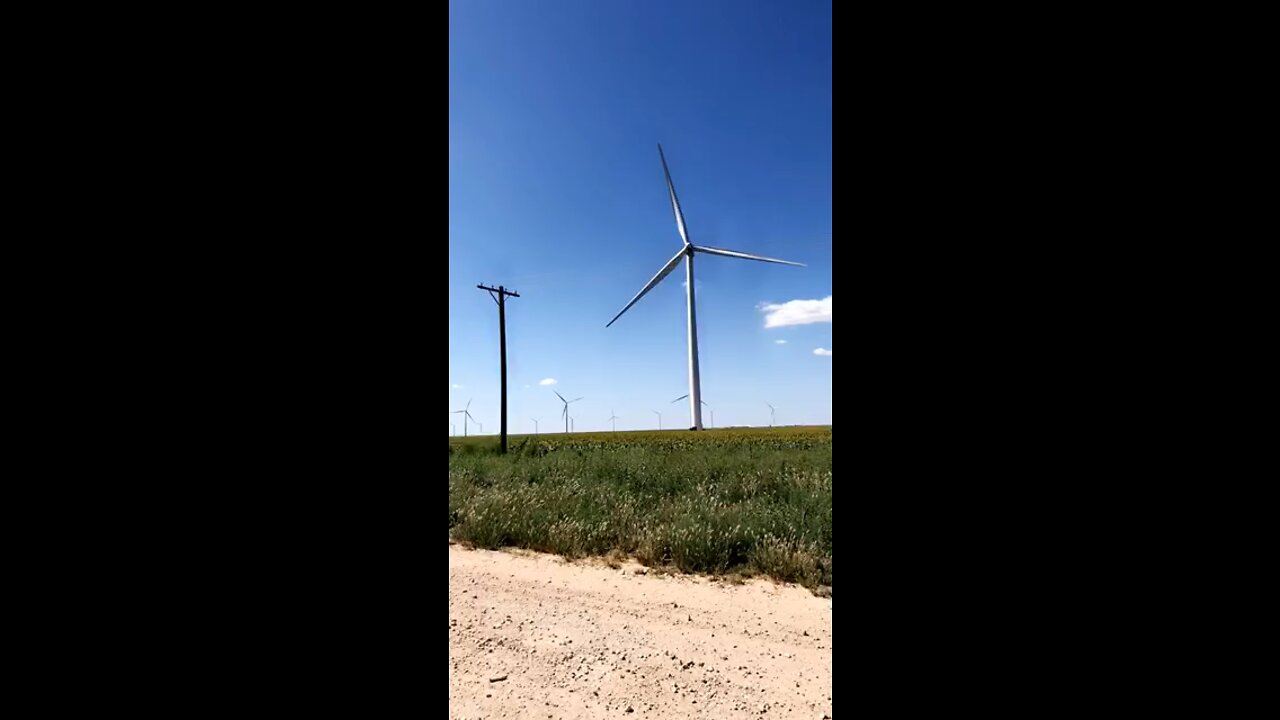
449,544,832,719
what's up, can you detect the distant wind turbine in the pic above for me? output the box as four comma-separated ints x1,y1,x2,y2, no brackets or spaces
653,409,662,430
671,394,712,430
608,410,620,433
607,144,804,431
451,399,475,436
531,417,540,435
450,422,455,436
555,390,583,433
767,402,776,427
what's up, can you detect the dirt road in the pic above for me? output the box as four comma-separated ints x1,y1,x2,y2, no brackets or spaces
449,544,832,719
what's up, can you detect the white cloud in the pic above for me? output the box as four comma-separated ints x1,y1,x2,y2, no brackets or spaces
451,384,463,389
814,348,832,356
539,378,558,386
759,295,832,328
775,339,788,345
523,384,531,389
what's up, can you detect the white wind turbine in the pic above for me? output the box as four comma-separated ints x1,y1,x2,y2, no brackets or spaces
607,144,804,430
767,402,776,427
672,394,712,428
607,410,620,433
653,409,662,430
531,417,540,435
450,399,475,437
555,390,583,433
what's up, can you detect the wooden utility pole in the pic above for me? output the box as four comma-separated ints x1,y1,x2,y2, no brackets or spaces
477,284,520,454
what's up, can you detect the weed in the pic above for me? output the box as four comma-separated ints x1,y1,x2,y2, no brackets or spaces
449,426,832,589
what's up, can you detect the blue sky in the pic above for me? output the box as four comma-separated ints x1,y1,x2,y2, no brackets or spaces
449,0,831,434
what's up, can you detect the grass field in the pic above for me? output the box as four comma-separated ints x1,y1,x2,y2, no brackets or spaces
448,426,832,591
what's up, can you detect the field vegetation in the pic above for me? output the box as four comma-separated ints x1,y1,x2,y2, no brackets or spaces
448,426,832,591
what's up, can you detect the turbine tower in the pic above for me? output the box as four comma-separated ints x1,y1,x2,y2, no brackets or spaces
653,409,662,430
607,144,804,431
450,399,475,437
555,390,583,433
767,402,776,427
531,417,540,435
608,410,620,433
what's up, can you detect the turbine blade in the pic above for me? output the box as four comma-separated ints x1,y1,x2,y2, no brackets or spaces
658,144,690,246
570,397,583,403
694,244,805,267
606,246,687,327
671,394,688,403
466,398,473,410
451,410,464,414
554,390,566,403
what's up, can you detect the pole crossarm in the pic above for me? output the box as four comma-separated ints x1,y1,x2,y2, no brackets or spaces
477,284,520,298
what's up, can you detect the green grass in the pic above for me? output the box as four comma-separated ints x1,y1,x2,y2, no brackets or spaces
449,426,832,591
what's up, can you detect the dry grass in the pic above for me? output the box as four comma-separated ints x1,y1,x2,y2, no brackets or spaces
449,427,832,592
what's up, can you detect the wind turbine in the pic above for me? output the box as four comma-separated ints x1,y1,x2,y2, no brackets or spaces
531,417,540,435
555,390,583,433
450,422,455,436
450,399,475,437
672,394,712,430
607,144,804,431
608,410,620,433
653,409,662,430
767,402,776,427
476,421,483,434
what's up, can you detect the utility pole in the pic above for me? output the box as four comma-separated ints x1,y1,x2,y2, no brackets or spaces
478,284,520,454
